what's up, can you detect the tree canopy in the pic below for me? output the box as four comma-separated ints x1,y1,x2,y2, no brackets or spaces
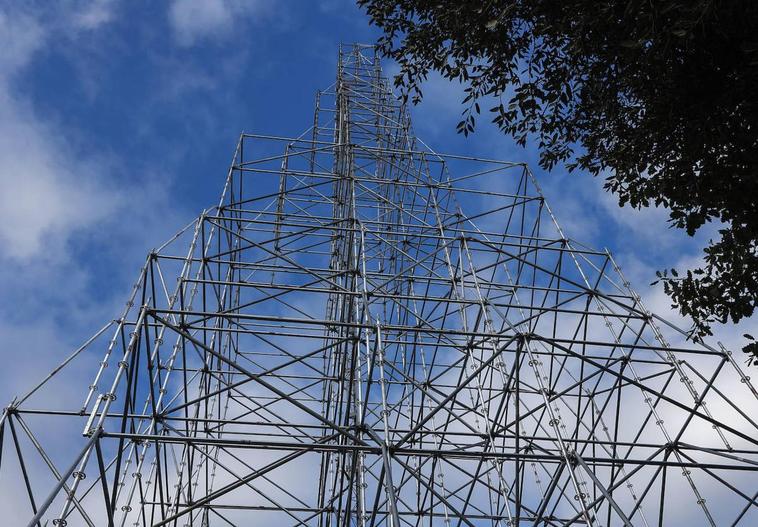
358,0,758,362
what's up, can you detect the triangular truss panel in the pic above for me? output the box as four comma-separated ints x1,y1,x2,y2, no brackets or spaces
2,44,758,527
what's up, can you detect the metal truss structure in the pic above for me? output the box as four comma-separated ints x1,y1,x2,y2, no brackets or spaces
2,44,758,527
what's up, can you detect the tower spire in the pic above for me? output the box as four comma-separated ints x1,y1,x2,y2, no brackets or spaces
2,43,758,527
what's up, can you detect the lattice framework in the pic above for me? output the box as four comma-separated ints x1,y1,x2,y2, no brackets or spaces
2,44,758,527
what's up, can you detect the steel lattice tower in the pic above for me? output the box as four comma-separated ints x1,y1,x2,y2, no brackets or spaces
2,44,758,527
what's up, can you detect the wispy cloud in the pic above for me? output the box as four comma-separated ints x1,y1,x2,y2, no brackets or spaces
0,5,118,260
0,2,188,400
71,0,116,31
0,7,44,77
168,0,269,46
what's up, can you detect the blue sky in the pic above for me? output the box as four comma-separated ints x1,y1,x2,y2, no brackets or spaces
0,0,749,403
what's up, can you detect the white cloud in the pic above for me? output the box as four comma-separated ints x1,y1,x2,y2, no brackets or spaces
0,92,117,259
168,0,267,46
0,4,121,261
0,8,45,77
0,2,187,390
71,0,116,31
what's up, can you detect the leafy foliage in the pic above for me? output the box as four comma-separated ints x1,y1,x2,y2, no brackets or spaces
358,0,758,362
